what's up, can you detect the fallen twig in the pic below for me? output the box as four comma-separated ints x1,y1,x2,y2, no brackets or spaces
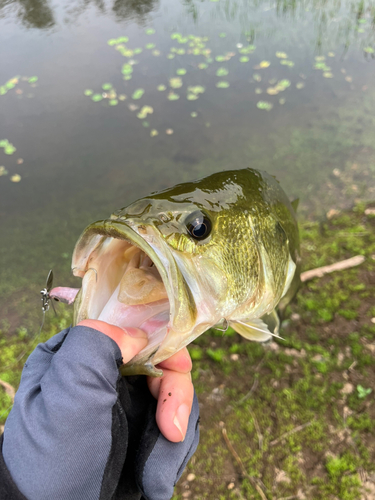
222,427,269,500
270,421,314,447
249,408,263,451
300,255,365,282
0,379,15,403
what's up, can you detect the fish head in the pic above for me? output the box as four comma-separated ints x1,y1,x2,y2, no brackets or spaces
71,169,300,375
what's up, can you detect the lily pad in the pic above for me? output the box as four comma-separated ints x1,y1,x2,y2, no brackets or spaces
167,54,175,59
296,82,305,89
215,55,226,62
118,95,127,100
328,52,335,57
267,87,279,95
84,89,93,96
176,68,187,76
117,36,129,43
219,33,226,38
240,56,249,63
259,61,270,68
132,89,145,100
5,82,15,89
276,52,287,58
152,50,161,56
0,140,9,148
28,76,38,83
146,43,155,49
107,39,118,46
92,94,103,102
191,112,198,117
277,79,291,90
134,48,143,54
109,99,118,106
0,166,8,176
187,94,199,100
145,28,155,35
323,72,334,78
364,47,374,54
122,64,133,75
187,86,205,95
102,83,112,90
239,46,255,54
216,68,229,77
198,63,208,69
123,75,132,81
315,55,325,61
167,92,180,101
169,77,183,89
257,101,273,111
10,174,21,182
0,87,7,95
157,84,167,91
216,81,230,88
253,74,261,82
280,60,294,67
150,129,159,137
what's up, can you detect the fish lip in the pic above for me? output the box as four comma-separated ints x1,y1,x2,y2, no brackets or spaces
72,218,173,313
72,218,196,343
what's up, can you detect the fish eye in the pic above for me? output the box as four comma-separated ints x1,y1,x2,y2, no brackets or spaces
186,211,212,241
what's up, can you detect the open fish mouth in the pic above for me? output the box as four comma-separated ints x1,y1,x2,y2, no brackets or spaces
71,219,196,375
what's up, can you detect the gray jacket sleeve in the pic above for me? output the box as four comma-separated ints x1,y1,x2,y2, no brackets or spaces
1,326,199,500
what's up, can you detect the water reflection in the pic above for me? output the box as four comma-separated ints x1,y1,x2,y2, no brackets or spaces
0,0,158,28
0,0,55,29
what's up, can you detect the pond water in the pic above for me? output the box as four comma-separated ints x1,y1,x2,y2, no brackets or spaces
1,0,375,331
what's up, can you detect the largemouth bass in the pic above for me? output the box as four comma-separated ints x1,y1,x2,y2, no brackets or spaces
52,169,300,376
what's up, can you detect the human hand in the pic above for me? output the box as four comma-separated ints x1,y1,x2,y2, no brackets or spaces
79,319,194,442
1,322,199,500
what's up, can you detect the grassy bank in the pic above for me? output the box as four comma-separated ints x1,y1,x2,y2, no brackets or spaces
1,202,375,499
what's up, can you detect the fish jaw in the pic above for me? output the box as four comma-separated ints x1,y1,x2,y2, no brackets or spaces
71,218,199,374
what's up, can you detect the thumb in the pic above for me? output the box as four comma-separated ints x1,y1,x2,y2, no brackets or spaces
78,320,148,364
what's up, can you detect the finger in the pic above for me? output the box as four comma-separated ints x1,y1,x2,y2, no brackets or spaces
78,320,148,364
156,347,192,374
147,368,194,442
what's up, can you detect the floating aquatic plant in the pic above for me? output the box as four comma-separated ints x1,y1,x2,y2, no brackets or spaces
253,74,261,82
190,112,198,117
157,84,167,91
255,88,262,94
259,61,270,68
216,81,230,88
122,64,133,75
219,33,226,38
137,105,153,119
145,28,155,35
109,99,118,106
239,45,255,54
188,85,205,95
276,52,287,58
240,57,249,63
176,68,187,76
0,140,17,155
216,68,229,77
10,174,21,182
167,92,180,100
0,166,8,176
132,89,145,100
102,83,112,90
215,55,226,62
150,129,158,137
280,60,295,67
91,94,103,102
198,63,208,69
84,89,93,96
296,82,305,89
364,47,374,54
146,43,156,50
257,101,273,111
169,77,183,89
